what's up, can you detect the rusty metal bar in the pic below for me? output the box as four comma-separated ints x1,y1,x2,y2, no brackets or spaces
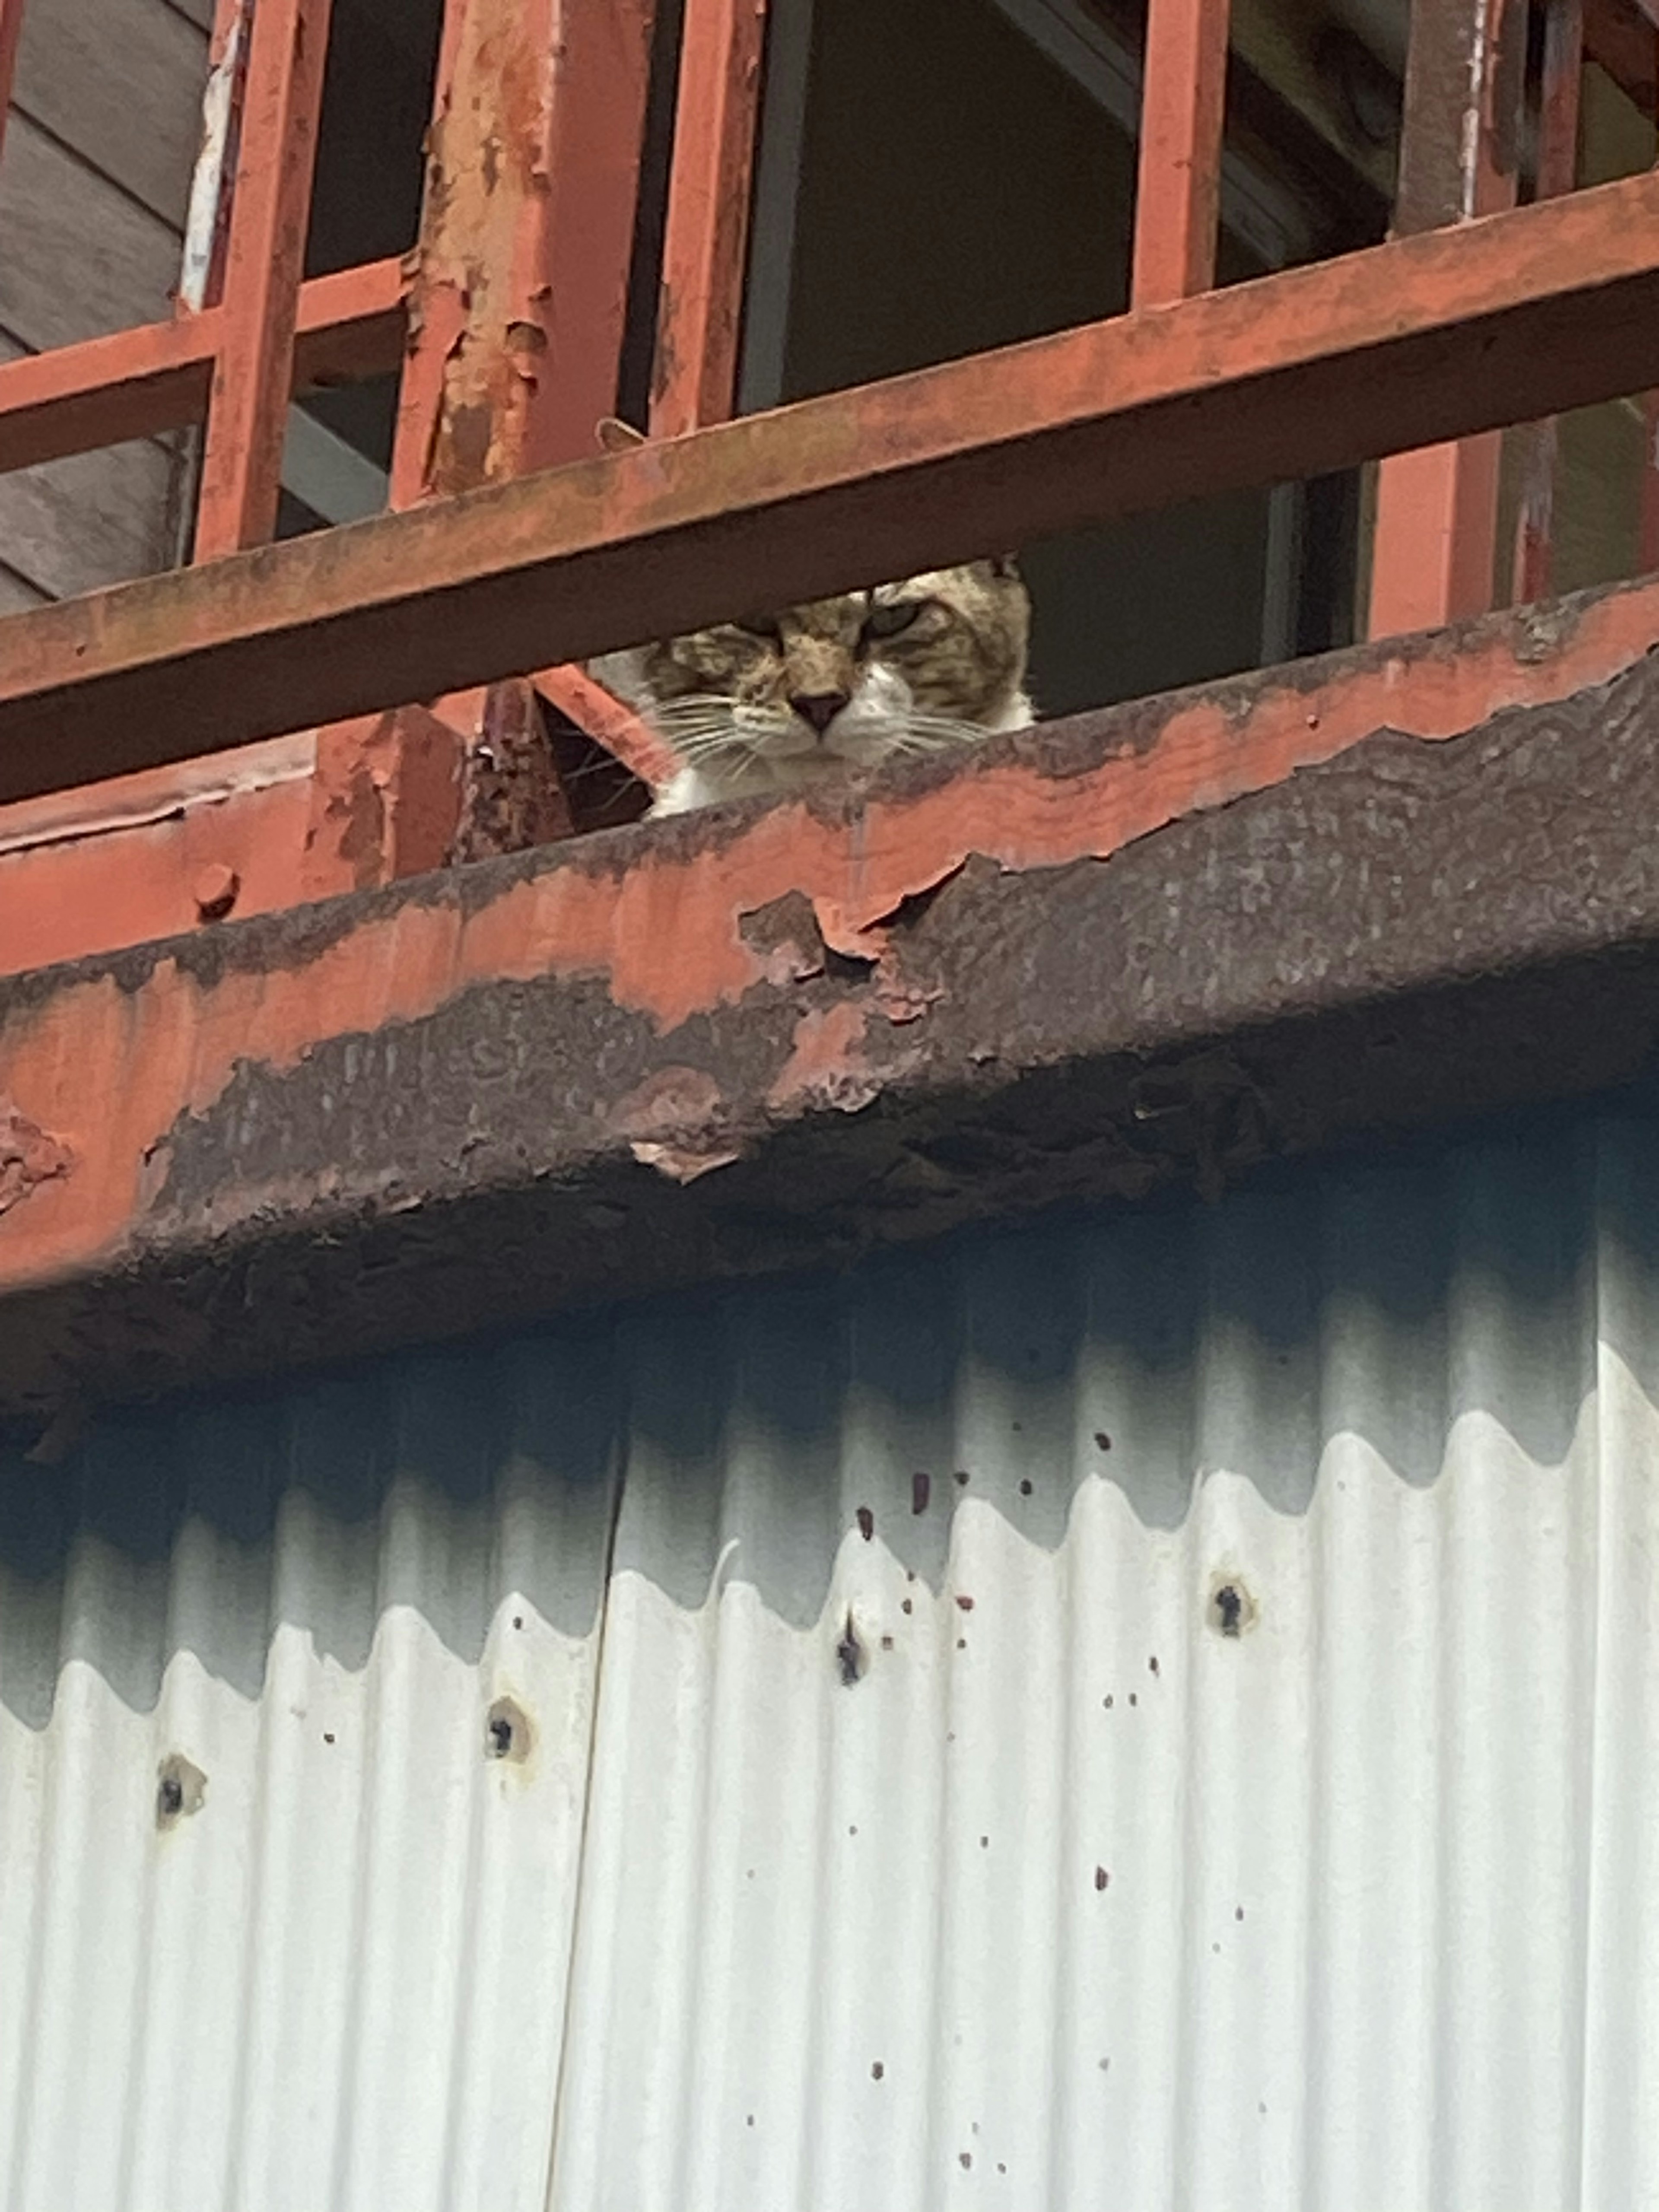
649,0,769,435
1368,0,1526,636
381,0,660,851
1131,0,1231,307
4,170,1659,801
533,665,682,788
1511,0,1586,603
0,261,405,477
0,322,216,478
192,0,334,558
290,259,408,388
391,0,659,506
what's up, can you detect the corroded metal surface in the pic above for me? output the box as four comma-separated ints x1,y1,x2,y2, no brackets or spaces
385,0,659,858
4,597,1659,1421
391,0,658,502
7,171,1659,798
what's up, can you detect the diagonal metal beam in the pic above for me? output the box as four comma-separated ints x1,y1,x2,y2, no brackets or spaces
6,170,1659,804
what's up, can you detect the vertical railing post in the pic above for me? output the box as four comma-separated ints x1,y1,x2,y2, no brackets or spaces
648,0,769,436
1367,0,1526,636
191,0,333,559
390,0,659,503
1131,0,1231,308
1510,0,1585,602
510,0,775,803
321,0,661,867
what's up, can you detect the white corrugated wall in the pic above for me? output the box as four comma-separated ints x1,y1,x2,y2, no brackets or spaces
5,1103,1659,2209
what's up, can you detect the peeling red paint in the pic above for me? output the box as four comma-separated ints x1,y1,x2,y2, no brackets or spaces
1,582,1658,1299
0,1101,71,1217
628,1138,744,1183
767,1002,897,1117
612,1063,741,1179
612,1065,727,1137
393,0,658,503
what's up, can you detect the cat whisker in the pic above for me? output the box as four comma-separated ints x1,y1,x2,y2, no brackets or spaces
902,715,989,745
649,698,745,728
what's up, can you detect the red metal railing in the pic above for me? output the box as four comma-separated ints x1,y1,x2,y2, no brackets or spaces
0,0,1656,817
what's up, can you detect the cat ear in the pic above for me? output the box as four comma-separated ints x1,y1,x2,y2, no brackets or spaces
596,416,648,454
988,553,1022,581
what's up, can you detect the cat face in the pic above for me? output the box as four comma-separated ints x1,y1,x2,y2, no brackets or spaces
594,559,1032,799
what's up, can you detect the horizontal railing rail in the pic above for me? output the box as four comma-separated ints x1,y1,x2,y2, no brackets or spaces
1,0,1656,822
3,168,1659,804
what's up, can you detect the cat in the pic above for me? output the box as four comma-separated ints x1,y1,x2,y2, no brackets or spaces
591,561,1034,817
587,414,1033,817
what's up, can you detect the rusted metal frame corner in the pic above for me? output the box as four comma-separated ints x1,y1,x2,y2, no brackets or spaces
0,262,405,479
8,171,1659,800
381,0,664,859
1510,0,1587,604
192,0,335,559
1368,0,1528,638
1131,0,1231,307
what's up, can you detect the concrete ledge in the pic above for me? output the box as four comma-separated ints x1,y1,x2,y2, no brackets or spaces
4,585,1659,1430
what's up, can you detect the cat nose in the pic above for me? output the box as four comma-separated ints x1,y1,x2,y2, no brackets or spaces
790,689,849,736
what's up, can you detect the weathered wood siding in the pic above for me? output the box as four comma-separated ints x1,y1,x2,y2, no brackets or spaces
0,0,207,602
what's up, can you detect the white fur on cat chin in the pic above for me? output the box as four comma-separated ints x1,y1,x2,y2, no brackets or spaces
646,687,1033,818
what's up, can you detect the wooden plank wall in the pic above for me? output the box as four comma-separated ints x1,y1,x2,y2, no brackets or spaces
0,0,209,605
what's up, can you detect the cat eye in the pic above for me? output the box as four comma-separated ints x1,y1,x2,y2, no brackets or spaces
863,598,927,641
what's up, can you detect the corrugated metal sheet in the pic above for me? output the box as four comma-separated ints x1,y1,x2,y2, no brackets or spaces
6,1103,1659,2208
